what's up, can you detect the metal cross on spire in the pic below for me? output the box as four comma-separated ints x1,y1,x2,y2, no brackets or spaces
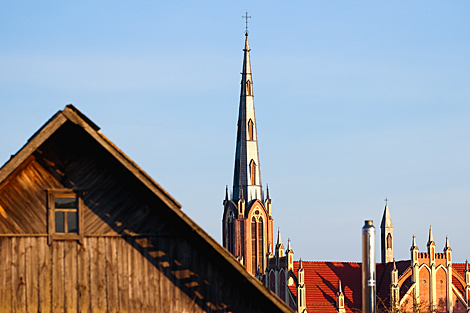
384,197,389,206
242,11,251,34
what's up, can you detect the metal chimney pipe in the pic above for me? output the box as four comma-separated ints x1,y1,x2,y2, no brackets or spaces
362,220,376,313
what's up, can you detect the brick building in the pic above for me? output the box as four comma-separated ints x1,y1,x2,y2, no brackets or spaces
222,30,470,313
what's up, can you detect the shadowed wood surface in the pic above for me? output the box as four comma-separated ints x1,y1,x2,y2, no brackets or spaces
0,236,286,313
0,112,293,313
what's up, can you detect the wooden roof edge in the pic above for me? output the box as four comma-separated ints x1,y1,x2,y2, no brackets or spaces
0,105,292,312
0,111,68,185
173,206,294,312
60,105,182,210
63,106,292,311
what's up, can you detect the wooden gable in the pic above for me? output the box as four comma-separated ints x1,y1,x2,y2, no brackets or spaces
0,105,293,313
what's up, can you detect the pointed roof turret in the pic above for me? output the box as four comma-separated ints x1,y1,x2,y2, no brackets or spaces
266,184,270,200
427,226,434,246
380,204,393,228
232,31,263,203
277,227,282,246
412,235,417,247
299,258,303,269
393,258,397,271
338,280,343,293
444,235,452,252
225,185,229,201
287,238,292,251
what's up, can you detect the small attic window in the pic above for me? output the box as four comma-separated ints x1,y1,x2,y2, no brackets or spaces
55,197,78,233
48,189,83,244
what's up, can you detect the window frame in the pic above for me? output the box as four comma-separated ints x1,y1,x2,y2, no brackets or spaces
47,189,84,244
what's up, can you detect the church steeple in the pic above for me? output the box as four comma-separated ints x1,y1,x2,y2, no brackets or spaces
222,28,274,276
232,32,263,203
380,202,393,264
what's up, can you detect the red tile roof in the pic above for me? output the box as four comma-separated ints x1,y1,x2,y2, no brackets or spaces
290,260,414,313
452,263,467,295
290,261,362,313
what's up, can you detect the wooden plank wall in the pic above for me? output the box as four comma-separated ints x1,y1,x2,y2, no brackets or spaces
0,235,275,313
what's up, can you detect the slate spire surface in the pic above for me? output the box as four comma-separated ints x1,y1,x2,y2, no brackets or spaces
232,32,262,202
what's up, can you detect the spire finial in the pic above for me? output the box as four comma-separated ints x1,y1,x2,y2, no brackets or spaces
299,258,303,269
445,235,450,248
225,185,229,201
428,225,434,243
384,197,389,207
287,238,291,250
393,258,396,270
266,184,270,200
338,280,342,293
242,11,251,35
412,234,416,247
277,227,282,245
466,259,468,271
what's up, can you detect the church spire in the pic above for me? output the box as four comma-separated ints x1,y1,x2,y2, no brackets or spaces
380,202,393,264
232,31,262,202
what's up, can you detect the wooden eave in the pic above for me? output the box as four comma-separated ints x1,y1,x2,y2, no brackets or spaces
0,104,293,313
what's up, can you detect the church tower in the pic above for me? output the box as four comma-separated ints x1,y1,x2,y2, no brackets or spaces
380,202,393,264
222,30,274,275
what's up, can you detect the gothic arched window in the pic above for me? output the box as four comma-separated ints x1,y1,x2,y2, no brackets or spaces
251,212,264,274
248,119,254,140
251,217,257,273
258,217,264,271
227,212,234,253
250,160,256,185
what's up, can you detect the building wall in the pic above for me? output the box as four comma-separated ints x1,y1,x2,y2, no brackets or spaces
0,119,292,313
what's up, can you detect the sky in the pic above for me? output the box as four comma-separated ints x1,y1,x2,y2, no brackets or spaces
1,1,469,262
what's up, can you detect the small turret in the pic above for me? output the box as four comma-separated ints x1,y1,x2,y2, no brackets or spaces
410,235,419,283
390,259,399,309
265,184,272,217
275,228,284,258
286,238,294,271
297,259,306,313
337,280,346,313
224,185,229,203
443,236,453,313
444,236,452,264
380,202,393,264
427,226,435,265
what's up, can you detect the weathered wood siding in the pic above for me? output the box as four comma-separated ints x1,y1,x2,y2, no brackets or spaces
0,122,289,313
0,123,171,236
0,235,278,313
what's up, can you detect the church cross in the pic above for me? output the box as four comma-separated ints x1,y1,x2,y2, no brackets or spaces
242,11,251,34
384,197,389,206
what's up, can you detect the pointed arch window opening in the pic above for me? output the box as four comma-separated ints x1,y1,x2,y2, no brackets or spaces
250,160,257,186
251,214,264,274
246,80,252,96
387,233,393,249
227,211,234,253
251,217,256,273
248,119,254,141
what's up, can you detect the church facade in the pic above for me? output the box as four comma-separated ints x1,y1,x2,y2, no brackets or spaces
222,31,470,313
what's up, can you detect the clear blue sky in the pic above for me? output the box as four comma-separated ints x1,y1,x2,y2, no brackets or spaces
1,1,469,262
